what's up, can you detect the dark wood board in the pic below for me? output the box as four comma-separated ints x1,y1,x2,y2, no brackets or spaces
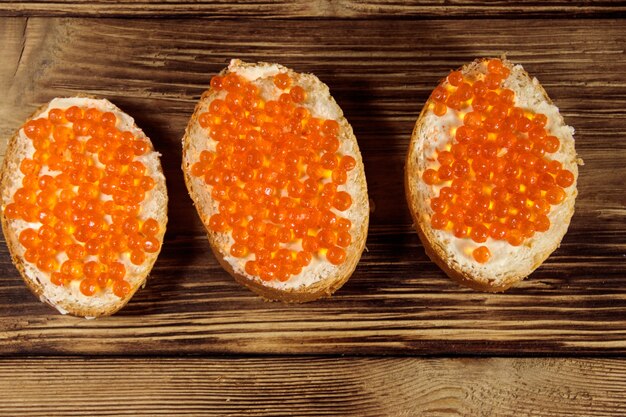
1,357,625,416
1,1,626,18
0,17,625,356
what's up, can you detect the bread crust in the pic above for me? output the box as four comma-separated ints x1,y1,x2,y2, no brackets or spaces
405,58,579,292
182,60,369,302
0,97,168,317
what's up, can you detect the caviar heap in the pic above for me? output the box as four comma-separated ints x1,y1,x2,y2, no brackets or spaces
423,59,575,264
190,72,356,282
4,105,160,297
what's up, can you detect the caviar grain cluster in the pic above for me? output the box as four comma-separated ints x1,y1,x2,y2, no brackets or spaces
422,59,575,264
190,71,357,283
4,106,161,297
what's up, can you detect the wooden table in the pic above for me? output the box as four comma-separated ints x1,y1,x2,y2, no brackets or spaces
1,2,625,415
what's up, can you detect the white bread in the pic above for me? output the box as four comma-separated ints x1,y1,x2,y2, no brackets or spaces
405,58,579,292
0,97,168,317
182,59,369,302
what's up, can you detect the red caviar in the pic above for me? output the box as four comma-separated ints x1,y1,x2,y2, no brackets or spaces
191,72,356,281
5,104,161,296
424,59,574,263
472,246,491,263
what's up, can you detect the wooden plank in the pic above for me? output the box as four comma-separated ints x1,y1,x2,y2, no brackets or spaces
0,18,624,355
0,18,27,147
0,357,624,416
1,228,625,355
0,1,625,18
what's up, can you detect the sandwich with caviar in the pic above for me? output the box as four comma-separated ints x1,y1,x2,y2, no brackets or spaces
183,60,369,302
406,58,579,291
1,97,167,317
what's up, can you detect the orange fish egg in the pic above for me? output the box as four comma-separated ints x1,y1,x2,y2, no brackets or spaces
191,72,356,282
472,246,491,263
421,59,572,263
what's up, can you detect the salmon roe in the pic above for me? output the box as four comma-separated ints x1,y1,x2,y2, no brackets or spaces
472,246,491,263
423,59,574,263
191,72,356,282
4,105,161,297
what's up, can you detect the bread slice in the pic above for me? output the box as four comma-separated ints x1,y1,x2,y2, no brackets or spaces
0,97,168,317
405,58,579,292
182,59,369,302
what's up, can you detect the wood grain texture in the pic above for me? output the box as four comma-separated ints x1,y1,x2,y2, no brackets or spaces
0,357,625,416
0,18,624,355
1,0,626,18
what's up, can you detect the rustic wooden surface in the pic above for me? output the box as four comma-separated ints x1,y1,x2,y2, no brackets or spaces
1,17,625,356
0,8,625,416
1,357,625,416
2,1,626,17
